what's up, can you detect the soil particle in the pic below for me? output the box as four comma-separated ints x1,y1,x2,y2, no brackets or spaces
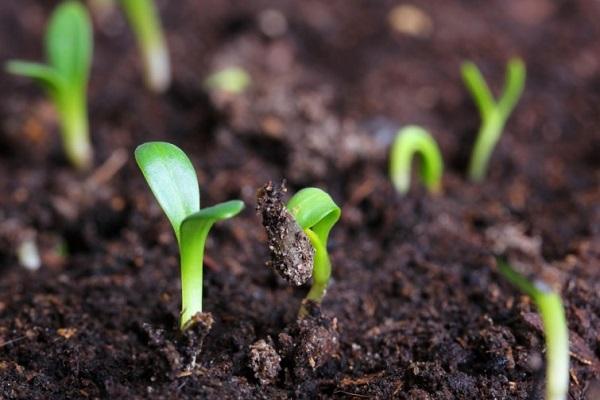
282,301,339,381
248,338,281,385
140,312,214,377
256,181,313,286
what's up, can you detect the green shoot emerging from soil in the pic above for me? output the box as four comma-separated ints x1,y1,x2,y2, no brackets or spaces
135,142,244,330
389,125,443,195
119,0,171,92
6,1,93,170
257,183,340,317
204,67,251,94
462,58,526,182
497,258,569,400
287,188,341,311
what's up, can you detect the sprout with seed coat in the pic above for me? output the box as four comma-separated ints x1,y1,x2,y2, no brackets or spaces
462,58,526,181
119,0,171,92
6,1,93,170
497,258,569,400
257,184,340,317
389,125,443,195
135,142,244,330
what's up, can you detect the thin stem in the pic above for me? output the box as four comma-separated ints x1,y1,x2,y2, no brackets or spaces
59,91,92,170
179,225,210,330
498,260,569,400
467,110,502,182
120,0,170,92
299,229,331,317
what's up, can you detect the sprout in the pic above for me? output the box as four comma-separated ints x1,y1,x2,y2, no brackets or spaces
389,125,443,195
204,67,251,94
497,258,569,400
257,183,340,317
119,0,171,93
135,142,244,330
462,58,526,181
6,1,93,170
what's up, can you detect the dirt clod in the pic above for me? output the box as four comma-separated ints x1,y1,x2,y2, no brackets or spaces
248,339,281,385
256,181,314,286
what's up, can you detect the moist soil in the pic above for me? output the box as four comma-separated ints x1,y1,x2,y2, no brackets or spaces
1,0,599,399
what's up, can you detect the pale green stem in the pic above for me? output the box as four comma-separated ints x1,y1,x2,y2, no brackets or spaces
120,0,171,92
58,92,92,170
179,225,210,330
299,229,331,317
468,110,503,182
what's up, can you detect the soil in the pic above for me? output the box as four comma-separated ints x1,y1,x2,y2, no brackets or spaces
0,0,599,399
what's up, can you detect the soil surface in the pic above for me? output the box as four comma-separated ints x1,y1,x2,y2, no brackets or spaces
1,0,599,399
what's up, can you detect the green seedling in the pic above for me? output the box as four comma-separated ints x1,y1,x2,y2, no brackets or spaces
6,1,93,170
287,188,340,314
204,67,251,94
135,142,244,330
498,258,569,400
462,58,526,181
389,125,443,195
119,0,171,92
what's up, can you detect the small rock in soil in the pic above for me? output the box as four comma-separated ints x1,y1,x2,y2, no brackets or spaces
256,181,314,286
248,338,281,385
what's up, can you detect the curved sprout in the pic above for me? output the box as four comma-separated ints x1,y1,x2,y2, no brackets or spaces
287,188,341,314
462,58,526,181
497,258,569,400
389,125,443,195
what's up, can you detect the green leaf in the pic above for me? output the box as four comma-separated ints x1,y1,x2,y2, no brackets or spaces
135,142,200,242
178,200,244,329
498,58,526,118
204,67,251,94
46,1,92,88
461,61,495,121
5,61,65,98
287,187,341,245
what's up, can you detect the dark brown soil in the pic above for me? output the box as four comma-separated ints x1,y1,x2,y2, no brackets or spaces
1,0,599,399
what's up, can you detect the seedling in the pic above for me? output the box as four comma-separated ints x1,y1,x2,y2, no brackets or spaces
462,58,526,181
135,142,244,330
119,0,171,92
257,183,340,316
389,125,443,195
6,1,93,170
204,67,251,94
497,258,569,400
287,188,341,309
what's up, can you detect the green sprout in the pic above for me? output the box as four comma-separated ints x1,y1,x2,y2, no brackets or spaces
135,142,244,330
6,1,93,170
287,188,340,313
204,67,251,94
119,0,171,93
462,58,526,181
389,125,443,195
497,258,569,400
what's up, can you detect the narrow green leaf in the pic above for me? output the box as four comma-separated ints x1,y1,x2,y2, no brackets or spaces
46,1,92,88
5,61,65,97
135,142,200,242
287,187,341,245
461,61,496,121
498,58,526,119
